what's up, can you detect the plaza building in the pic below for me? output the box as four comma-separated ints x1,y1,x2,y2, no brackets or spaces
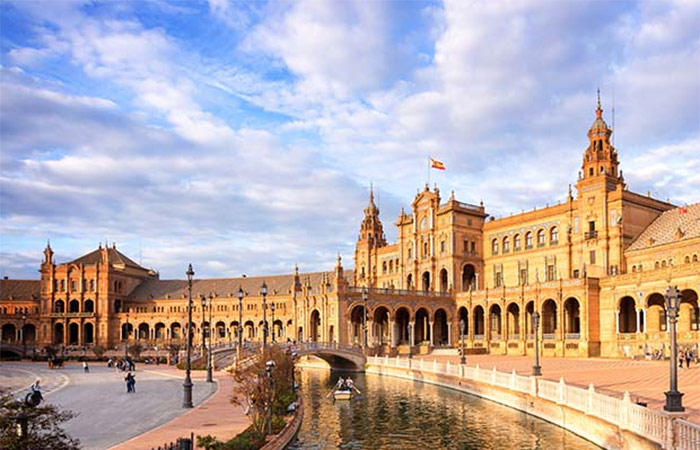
1,100,698,360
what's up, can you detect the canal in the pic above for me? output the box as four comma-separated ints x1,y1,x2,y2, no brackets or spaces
290,368,599,449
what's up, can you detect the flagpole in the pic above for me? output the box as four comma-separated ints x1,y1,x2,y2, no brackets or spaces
427,157,431,187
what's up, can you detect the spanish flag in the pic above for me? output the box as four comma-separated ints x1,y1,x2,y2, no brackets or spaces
430,157,446,170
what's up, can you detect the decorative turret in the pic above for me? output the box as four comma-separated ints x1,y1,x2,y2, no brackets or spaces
581,90,622,185
358,185,387,247
43,241,53,265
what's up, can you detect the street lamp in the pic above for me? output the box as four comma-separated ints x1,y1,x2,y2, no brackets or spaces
459,319,466,365
261,281,268,351
207,293,214,383
664,286,684,412
21,313,27,359
124,309,130,362
271,302,276,343
532,311,542,376
237,287,244,366
265,360,276,436
183,264,194,408
362,287,368,349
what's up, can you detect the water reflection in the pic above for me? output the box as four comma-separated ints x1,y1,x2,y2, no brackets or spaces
290,369,599,450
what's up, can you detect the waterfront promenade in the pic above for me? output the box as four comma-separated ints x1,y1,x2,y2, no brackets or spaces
415,353,700,423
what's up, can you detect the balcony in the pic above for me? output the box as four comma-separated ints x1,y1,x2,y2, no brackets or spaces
50,312,95,318
585,230,598,240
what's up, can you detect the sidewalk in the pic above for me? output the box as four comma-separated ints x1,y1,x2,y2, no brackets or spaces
415,353,700,423
110,369,249,449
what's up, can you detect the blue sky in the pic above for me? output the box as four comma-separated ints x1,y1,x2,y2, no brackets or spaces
1,0,698,280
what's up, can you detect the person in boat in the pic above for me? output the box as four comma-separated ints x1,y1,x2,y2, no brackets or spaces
346,377,354,390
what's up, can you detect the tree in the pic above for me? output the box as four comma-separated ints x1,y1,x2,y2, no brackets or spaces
0,390,80,450
92,345,106,359
128,343,143,360
229,346,295,437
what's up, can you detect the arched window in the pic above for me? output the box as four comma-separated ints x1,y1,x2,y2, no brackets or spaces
491,239,499,255
502,237,510,253
550,227,558,244
513,234,521,251
685,256,690,264
693,254,698,263
382,261,387,274
525,232,533,249
537,229,546,247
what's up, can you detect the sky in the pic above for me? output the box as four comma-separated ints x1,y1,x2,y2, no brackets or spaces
1,0,698,280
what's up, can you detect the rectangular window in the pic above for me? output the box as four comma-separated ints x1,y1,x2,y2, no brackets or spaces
408,248,412,260
573,269,580,278
494,270,503,288
71,280,77,292
590,250,596,264
440,240,445,253
464,240,468,252
471,241,476,254
546,265,555,281
520,268,528,285
589,221,595,232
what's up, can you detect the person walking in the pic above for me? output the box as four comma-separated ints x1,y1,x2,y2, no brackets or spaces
125,373,135,393
83,361,89,373
679,350,684,371
686,350,692,369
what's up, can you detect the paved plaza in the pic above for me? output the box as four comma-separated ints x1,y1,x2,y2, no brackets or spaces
1,362,217,450
416,353,700,423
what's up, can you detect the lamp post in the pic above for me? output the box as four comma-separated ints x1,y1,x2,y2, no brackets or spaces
664,286,684,412
362,287,368,349
201,295,207,355
21,313,27,359
459,319,466,365
183,264,194,408
532,311,542,376
265,360,276,436
261,281,268,351
207,293,213,383
237,287,244,366
271,302,276,343
124,309,130,362
291,350,298,392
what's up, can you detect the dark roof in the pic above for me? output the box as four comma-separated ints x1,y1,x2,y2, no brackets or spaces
0,280,41,301
628,203,700,251
69,246,148,270
128,270,354,301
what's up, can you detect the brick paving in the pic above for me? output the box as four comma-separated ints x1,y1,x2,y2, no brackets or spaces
110,368,249,450
415,354,700,424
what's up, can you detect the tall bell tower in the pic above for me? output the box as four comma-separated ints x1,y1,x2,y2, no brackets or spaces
354,186,386,287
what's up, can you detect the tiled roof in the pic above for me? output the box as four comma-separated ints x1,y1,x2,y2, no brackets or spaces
128,270,354,301
69,246,148,270
627,203,700,251
0,280,41,301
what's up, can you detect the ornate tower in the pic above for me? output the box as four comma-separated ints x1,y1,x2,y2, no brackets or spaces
354,186,386,287
579,90,624,190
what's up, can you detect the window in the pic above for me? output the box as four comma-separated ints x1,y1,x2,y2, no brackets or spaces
382,261,387,274
471,241,476,254
502,237,510,253
389,260,393,273
590,250,596,264
573,269,579,278
494,269,503,288
71,280,77,292
464,240,468,252
492,239,499,255
60,280,65,291
440,240,445,253
89,280,95,291
525,232,533,249
408,248,412,260
589,167,594,177
546,264,555,281
537,229,545,247
519,268,528,285
423,242,429,257
550,227,558,245
514,234,521,251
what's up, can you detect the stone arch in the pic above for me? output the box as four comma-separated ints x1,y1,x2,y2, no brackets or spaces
155,322,166,340
121,322,133,340
272,319,283,341
414,307,430,345
618,296,637,333
395,307,410,345
350,304,366,345
541,299,557,335
2,323,16,342
373,306,391,346
84,322,94,344
564,297,581,335
434,308,449,346
439,268,449,293
422,271,431,291
23,323,37,344
506,302,520,339
679,289,699,333
54,322,64,345
137,322,149,340
309,309,321,342
84,299,94,313
170,322,181,340
69,322,79,345
489,304,502,339
473,305,485,337
54,300,65,313
244,320,255,340
69,299,80,313
458,306,468,336
462,264,476,291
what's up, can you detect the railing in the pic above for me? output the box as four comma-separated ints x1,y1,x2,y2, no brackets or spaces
542,333,556,340
49,312,95,318
366,355,694,449
585,230,598,239
347,286,452,298
439,200,482,211
565,333,581,340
